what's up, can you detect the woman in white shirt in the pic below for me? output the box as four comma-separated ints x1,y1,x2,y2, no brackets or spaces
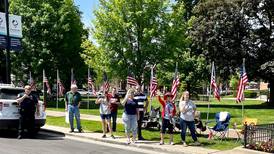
95,92,115,139
179,91,200,146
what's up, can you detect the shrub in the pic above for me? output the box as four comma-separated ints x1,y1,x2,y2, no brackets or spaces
244,90,258,98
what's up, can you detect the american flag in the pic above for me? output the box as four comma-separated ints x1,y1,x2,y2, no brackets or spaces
171,63,180,101
103,71,110,92
150,76,157,97
43,71,51,95
210,62,220,101
57,70,65,96
29,72,36,91
236,62,248,103
88,68,96,95
71,68,76,85
127,74,138,87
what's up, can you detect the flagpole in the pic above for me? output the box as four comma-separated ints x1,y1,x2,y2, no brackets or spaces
43,70,45,110
207,61,214,122
149,65,154,113
242,58,245,123
87,68,90,110
57,69,59,109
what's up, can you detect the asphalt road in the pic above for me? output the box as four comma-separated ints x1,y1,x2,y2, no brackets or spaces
0,130,162,154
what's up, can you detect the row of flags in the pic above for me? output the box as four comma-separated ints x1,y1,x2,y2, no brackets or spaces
20,59,248,102
210,59,248,103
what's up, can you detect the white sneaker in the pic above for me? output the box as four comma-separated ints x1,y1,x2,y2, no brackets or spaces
159,141,164,145
182,141,188,147
170,142,175,145
126,139,130,145
192,141,201,146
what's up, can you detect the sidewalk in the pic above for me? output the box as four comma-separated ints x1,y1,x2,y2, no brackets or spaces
42,125,218,154
41,125,268,154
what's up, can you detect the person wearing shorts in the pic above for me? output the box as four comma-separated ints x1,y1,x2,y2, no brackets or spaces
96,92,115,139
158,92,176,145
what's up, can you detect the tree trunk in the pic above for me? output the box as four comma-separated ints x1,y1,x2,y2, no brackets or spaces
269,79,274,106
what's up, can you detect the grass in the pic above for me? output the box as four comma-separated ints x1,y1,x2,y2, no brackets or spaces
47,97,274,127
46,116,241,150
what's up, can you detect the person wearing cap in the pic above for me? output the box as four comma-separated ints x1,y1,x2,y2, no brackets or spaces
16,85,40,139
65,84,83,133
95,91,115,139
179,91,200,146
158,92,176,145
134,85,149,140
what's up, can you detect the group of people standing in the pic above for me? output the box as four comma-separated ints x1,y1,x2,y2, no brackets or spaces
65,84,200,146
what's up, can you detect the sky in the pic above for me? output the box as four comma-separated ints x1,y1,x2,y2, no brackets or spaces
74,0,100,28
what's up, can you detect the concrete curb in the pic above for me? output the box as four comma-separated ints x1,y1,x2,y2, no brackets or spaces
41,126,218,154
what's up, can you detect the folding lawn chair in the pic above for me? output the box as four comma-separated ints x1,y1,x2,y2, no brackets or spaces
207,112,231,140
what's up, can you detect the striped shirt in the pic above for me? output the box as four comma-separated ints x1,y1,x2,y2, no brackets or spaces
133,93,148,111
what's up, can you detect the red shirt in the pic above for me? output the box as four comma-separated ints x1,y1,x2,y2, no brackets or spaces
158,96,176,118
109,94,120,112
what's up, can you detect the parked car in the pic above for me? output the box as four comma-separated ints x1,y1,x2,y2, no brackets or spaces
0,84,46,130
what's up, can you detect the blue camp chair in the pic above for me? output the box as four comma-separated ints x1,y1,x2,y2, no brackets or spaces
207,112,231,140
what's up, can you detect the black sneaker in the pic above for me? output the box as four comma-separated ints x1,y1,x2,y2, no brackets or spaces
78,129,83,133
69,129,74,133
138,136,145,140
102,134,106,138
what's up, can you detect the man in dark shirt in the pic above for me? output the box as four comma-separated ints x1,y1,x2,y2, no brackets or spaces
109,87,120,132
16,85,39,139
134,85,149,140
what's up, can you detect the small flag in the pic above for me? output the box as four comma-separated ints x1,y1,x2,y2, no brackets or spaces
29,72,36,91
127,74,138,87
171,63,180,101
88,68,96,95
57,69,65,96
236,60,248,103
210,62,220,101
43,70,51,95
103,71,110,92
150,65,157,97
71,68,76,85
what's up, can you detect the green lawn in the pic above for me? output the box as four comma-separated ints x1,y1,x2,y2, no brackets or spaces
47,98,274,127
46,116,240,150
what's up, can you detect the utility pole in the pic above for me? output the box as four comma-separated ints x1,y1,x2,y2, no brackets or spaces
4,0,10,83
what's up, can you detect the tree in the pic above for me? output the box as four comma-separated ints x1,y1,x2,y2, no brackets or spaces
9,0,87,88
87,0,208,94
190,0,274,104
91,0,179,83
242,0,274,104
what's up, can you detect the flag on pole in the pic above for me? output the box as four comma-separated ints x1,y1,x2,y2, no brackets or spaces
127,73,138,87
57,70,65,96
236,61,248,103
150,65,157,97
210,62,220,101
43,70,51,94
171,63,180,101
71,68,76,85
103,71,110,92
150,76,157,97
29,72,36,91
88,68,96,95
